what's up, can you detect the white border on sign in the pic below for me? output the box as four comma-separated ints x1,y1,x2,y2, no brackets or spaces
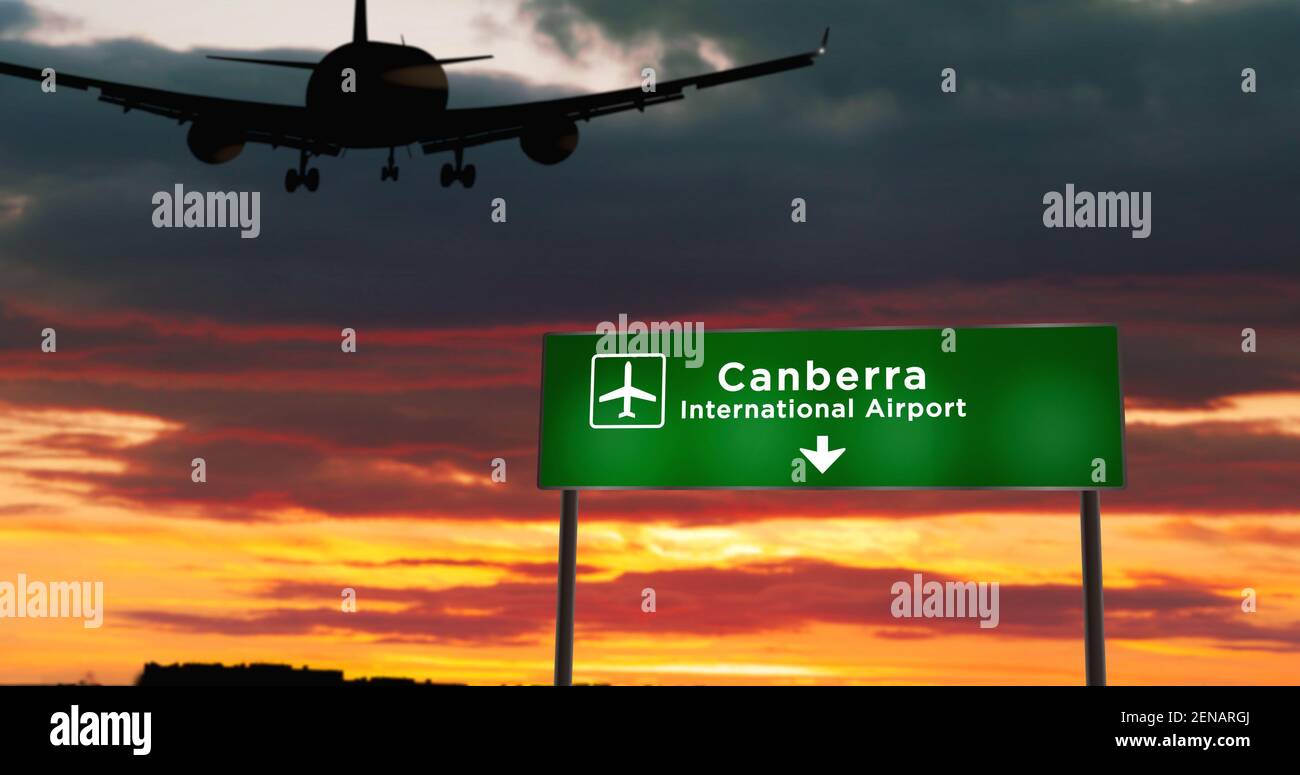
589,353,667,430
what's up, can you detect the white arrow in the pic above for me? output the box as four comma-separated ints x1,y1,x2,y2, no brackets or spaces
799,435,845,474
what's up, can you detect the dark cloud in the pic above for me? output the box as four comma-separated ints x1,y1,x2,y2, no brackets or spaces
0,3,1295,525
0,1,36,35
0,1,1297,327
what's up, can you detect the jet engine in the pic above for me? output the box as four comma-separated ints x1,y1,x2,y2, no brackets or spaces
186,122,247,164
520,119,579,165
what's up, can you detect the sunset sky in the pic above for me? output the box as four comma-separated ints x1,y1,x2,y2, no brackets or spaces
0,0,1298,685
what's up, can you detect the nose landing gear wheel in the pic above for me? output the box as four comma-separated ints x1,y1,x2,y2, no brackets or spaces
440,163,456,188
304,167,320,192
285,168,300,193
381,147,400,182
461,164,477,189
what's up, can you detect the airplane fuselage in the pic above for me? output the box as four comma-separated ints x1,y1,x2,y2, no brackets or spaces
306,42,449,148
617,396,636,419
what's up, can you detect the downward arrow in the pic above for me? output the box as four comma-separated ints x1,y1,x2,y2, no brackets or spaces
799,436,845,474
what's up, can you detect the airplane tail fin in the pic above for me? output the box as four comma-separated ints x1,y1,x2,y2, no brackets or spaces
355,0,368,43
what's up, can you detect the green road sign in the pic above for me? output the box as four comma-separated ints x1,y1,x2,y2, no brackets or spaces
538,325,1125,490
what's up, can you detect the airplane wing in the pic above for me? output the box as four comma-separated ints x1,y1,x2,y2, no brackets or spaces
420,29,828,156
598,387,630,403
0,61,339,156
598,386,657,403
627,387,656,403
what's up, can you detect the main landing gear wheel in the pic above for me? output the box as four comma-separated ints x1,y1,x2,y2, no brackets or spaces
287,168,321,193
440,149,477,189
285,149,320,193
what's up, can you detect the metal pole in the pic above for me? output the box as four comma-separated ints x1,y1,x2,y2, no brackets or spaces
554,489,579,686
1080,490,1107,686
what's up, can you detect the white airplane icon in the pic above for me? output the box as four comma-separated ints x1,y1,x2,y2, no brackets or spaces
599,361,658,419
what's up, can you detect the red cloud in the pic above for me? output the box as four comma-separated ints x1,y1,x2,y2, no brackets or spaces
2,274,1297,522
122,560,1300,651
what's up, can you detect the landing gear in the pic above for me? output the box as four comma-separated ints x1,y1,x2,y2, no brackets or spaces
285,149,320,193
440,148,476,189
381,147,400,181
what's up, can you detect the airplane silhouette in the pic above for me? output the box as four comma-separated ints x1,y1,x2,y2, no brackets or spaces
0,1,827,192
599,361,658,419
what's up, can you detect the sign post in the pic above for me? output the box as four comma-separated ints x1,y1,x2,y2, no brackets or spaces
538,325,1125,685
553,489,579,687
1080,490,1106,686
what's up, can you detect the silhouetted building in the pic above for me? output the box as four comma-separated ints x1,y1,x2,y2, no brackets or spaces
137,662,463,687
